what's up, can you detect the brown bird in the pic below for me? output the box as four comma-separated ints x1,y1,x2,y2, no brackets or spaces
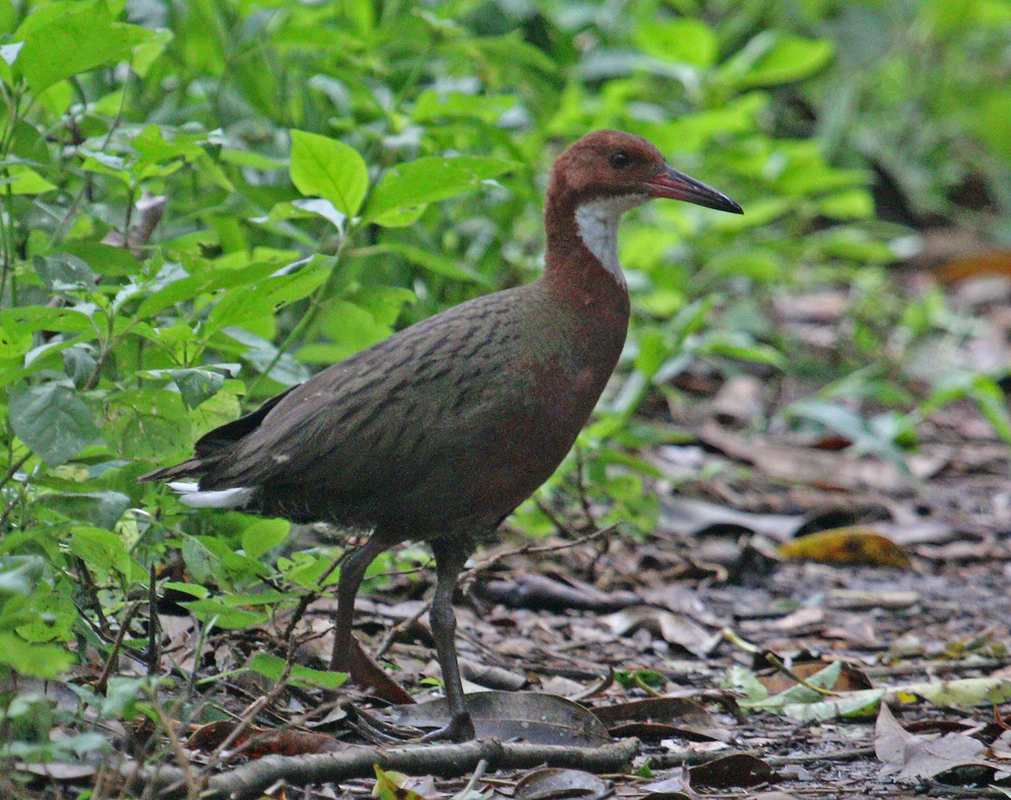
141,130,742,740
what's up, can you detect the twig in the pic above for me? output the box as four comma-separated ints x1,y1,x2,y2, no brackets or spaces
148,563,160,676
120,737,642,800
568,668,614,702
0,450,30,490
374,597,431,660
96,601,142,695
452,758,488,800
466,525,618,578
763,653,842,697
281,555,343,643
200,626,304,778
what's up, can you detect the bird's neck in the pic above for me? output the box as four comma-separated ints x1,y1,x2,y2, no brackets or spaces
541,192,635,316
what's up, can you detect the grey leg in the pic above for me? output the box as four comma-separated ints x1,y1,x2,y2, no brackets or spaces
329,535,390,671
424,539,476,741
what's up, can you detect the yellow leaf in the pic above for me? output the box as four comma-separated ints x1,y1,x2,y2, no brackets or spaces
779,527,910,568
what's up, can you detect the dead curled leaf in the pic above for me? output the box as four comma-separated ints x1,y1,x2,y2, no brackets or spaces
375,691,611,746
591,696,731,742
689,753,777,788
186,720,340,757
874,702,1011,781
600,606,722,658
515,767,612,800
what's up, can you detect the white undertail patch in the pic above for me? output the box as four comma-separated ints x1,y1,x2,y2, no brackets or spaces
574,194,648,286
168,481,255,509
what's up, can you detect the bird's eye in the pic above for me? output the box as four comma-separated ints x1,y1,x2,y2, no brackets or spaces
610,150,631,169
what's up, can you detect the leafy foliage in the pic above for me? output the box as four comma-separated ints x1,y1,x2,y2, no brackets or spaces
0,0,1008,766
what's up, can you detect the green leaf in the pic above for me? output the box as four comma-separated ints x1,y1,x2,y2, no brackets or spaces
241,519,291,559
70,526,132,579
3,165,55,194
0,557,44,597
364,242,491,284
725,32,834,89
13,1,134,93
103,388,190,462
635,18,717,68
169,368,226,408
34,253,97,291
412,90,518,123
46,491,131,530
15,583,76,643
181,535,221,587
289,130,368,218
182,599,266,629
364,156,519,224
9,382,100,466
246,653,348,689
61,242,141,277
203,260,330,334
0,632,74,678
1,306,96,337
134,261,279,320
130,27,173,78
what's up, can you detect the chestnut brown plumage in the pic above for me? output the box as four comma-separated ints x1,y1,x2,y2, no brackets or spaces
141,130,742,740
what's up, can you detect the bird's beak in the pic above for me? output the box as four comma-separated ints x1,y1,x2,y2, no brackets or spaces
647,165,743,214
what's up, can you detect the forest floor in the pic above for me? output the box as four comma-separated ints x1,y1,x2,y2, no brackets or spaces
12,271,1011,800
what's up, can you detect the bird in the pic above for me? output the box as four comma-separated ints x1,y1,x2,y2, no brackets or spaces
140,130,742,741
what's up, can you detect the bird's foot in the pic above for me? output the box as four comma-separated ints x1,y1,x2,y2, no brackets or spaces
417,711,475,743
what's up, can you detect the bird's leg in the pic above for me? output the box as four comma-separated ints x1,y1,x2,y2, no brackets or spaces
421,539,476,742
329,534,390,672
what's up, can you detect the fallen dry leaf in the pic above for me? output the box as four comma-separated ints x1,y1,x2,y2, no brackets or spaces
778,527,911,568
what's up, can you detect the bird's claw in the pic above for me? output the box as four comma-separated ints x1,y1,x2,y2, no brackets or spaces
417,711,475,743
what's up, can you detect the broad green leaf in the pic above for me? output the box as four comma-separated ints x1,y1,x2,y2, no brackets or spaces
247,652,348,689
780,688,886,721
167,368,226,408
134,261,279,320
15,583,76,643
103,388,190,462
289,130,368,217
222,327,311,386
0,632,74,678
364,242,491,284
34,253,97,291
635,18,717,67
241,519,291,559
724,32,834,89
9,382,100,466
0,556,44,597
0,325,31,361
46,491,131,530
2,165,55,194
61,242,141,277
412,90,517,123
130,27,173,77
279,551,340,589
203,261,330,334
181,535,221,587
70,527,132,580
182,599,266,629
187,384,244,441
897,676,1011,708
743,662,844,710
2,308,94,345
364,156,519,224
14,1,134,93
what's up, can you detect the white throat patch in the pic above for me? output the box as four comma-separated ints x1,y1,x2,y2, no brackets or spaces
574,194,648,286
